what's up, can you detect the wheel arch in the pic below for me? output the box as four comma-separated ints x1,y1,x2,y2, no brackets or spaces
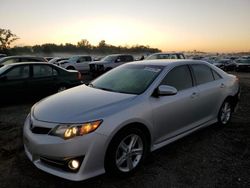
103,122,152,172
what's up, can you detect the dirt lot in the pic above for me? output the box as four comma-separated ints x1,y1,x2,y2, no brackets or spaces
0,72,250,188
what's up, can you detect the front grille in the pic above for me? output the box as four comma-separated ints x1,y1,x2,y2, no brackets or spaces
30,126,51,134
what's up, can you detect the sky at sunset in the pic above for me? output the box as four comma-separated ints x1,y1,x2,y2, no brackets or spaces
1,0,250,52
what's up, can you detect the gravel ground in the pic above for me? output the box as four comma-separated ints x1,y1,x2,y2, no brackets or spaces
0,72,250,188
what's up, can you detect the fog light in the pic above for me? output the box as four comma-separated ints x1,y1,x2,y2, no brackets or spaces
68,159,80,170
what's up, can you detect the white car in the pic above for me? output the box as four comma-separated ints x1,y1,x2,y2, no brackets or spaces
23,60,240,181
58,55,93,73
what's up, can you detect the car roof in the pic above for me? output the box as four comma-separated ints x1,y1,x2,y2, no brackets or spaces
130,59,206,67
150,52,184,55
2,62,51,68
0,55,45,59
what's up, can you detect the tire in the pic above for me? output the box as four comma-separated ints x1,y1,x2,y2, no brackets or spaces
105,127,148,177
218,100,232,125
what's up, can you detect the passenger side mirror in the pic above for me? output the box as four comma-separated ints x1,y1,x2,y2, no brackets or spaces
157,85,177,96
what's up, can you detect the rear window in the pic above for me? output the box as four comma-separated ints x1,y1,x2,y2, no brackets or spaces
192,64,214,85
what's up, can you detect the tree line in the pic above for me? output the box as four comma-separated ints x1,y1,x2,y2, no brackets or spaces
0,28,161,55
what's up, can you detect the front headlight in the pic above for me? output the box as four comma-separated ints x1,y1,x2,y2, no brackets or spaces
50,120,102,139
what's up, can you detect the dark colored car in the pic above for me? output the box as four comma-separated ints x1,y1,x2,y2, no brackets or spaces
0,56,47,67
235,59,250,72
89,54,134,76
213,59,237,71
0,62,82,101
0,54,7,59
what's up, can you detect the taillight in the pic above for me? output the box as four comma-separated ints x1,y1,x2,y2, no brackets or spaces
77,72,82,80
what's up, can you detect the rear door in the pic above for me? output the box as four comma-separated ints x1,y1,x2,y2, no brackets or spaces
0,65,30,97
75,56,92,72
150,65,200,143
29,64,59,95
190,64,225,122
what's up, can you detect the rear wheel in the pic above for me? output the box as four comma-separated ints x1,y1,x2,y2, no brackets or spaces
218,100,232,125
105,128,148,176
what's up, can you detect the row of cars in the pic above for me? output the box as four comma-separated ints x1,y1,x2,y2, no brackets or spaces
197,56,250,72
0,52,186,101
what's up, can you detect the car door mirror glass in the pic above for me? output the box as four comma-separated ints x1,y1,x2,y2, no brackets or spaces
116,58,121,63
158,85,177,96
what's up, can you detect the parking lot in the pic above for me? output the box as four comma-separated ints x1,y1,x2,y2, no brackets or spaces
0,72,250,188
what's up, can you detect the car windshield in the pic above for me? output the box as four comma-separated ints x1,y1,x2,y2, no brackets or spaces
89,64,163,95
101,55,117,62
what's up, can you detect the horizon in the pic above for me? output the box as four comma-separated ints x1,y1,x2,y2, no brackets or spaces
1,0,250,53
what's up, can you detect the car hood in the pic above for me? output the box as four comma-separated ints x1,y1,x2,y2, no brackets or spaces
32,85,136,123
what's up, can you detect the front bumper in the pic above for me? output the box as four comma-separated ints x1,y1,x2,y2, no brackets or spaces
23,116,108,181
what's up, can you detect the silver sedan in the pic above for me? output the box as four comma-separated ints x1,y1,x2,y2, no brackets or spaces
23,60,240,181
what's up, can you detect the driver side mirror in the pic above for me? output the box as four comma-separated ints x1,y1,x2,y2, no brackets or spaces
156,85,177,96
76,60,80,63
116,58,121,63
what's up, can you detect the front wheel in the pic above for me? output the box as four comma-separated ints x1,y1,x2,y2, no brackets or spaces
218,100,232,125
105,128,148,176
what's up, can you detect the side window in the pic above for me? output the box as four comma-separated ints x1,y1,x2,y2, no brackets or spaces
3,58,19,65
77,56,91,63
192,64,214,85
33,65,53,78
169,54,178,59
5,65,29,80
52,68,58,76
85,56,92,61
161,65,193,91
212,69,222,80
124,55,133,62
158,54,170,59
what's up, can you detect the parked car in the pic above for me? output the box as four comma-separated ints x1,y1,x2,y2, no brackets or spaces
0,62,82,99
0,56,47,67
235,59,250,72
89,54,134,76
58,55,93,73
0,54,7,59
48,57,69,64
23,60,239,181
212,59,237,71
146,52,185,60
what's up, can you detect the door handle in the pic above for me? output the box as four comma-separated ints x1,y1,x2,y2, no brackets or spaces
191,92,198,98
220,83,225,88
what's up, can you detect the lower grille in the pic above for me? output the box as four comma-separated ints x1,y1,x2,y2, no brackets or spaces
40,156,84,172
